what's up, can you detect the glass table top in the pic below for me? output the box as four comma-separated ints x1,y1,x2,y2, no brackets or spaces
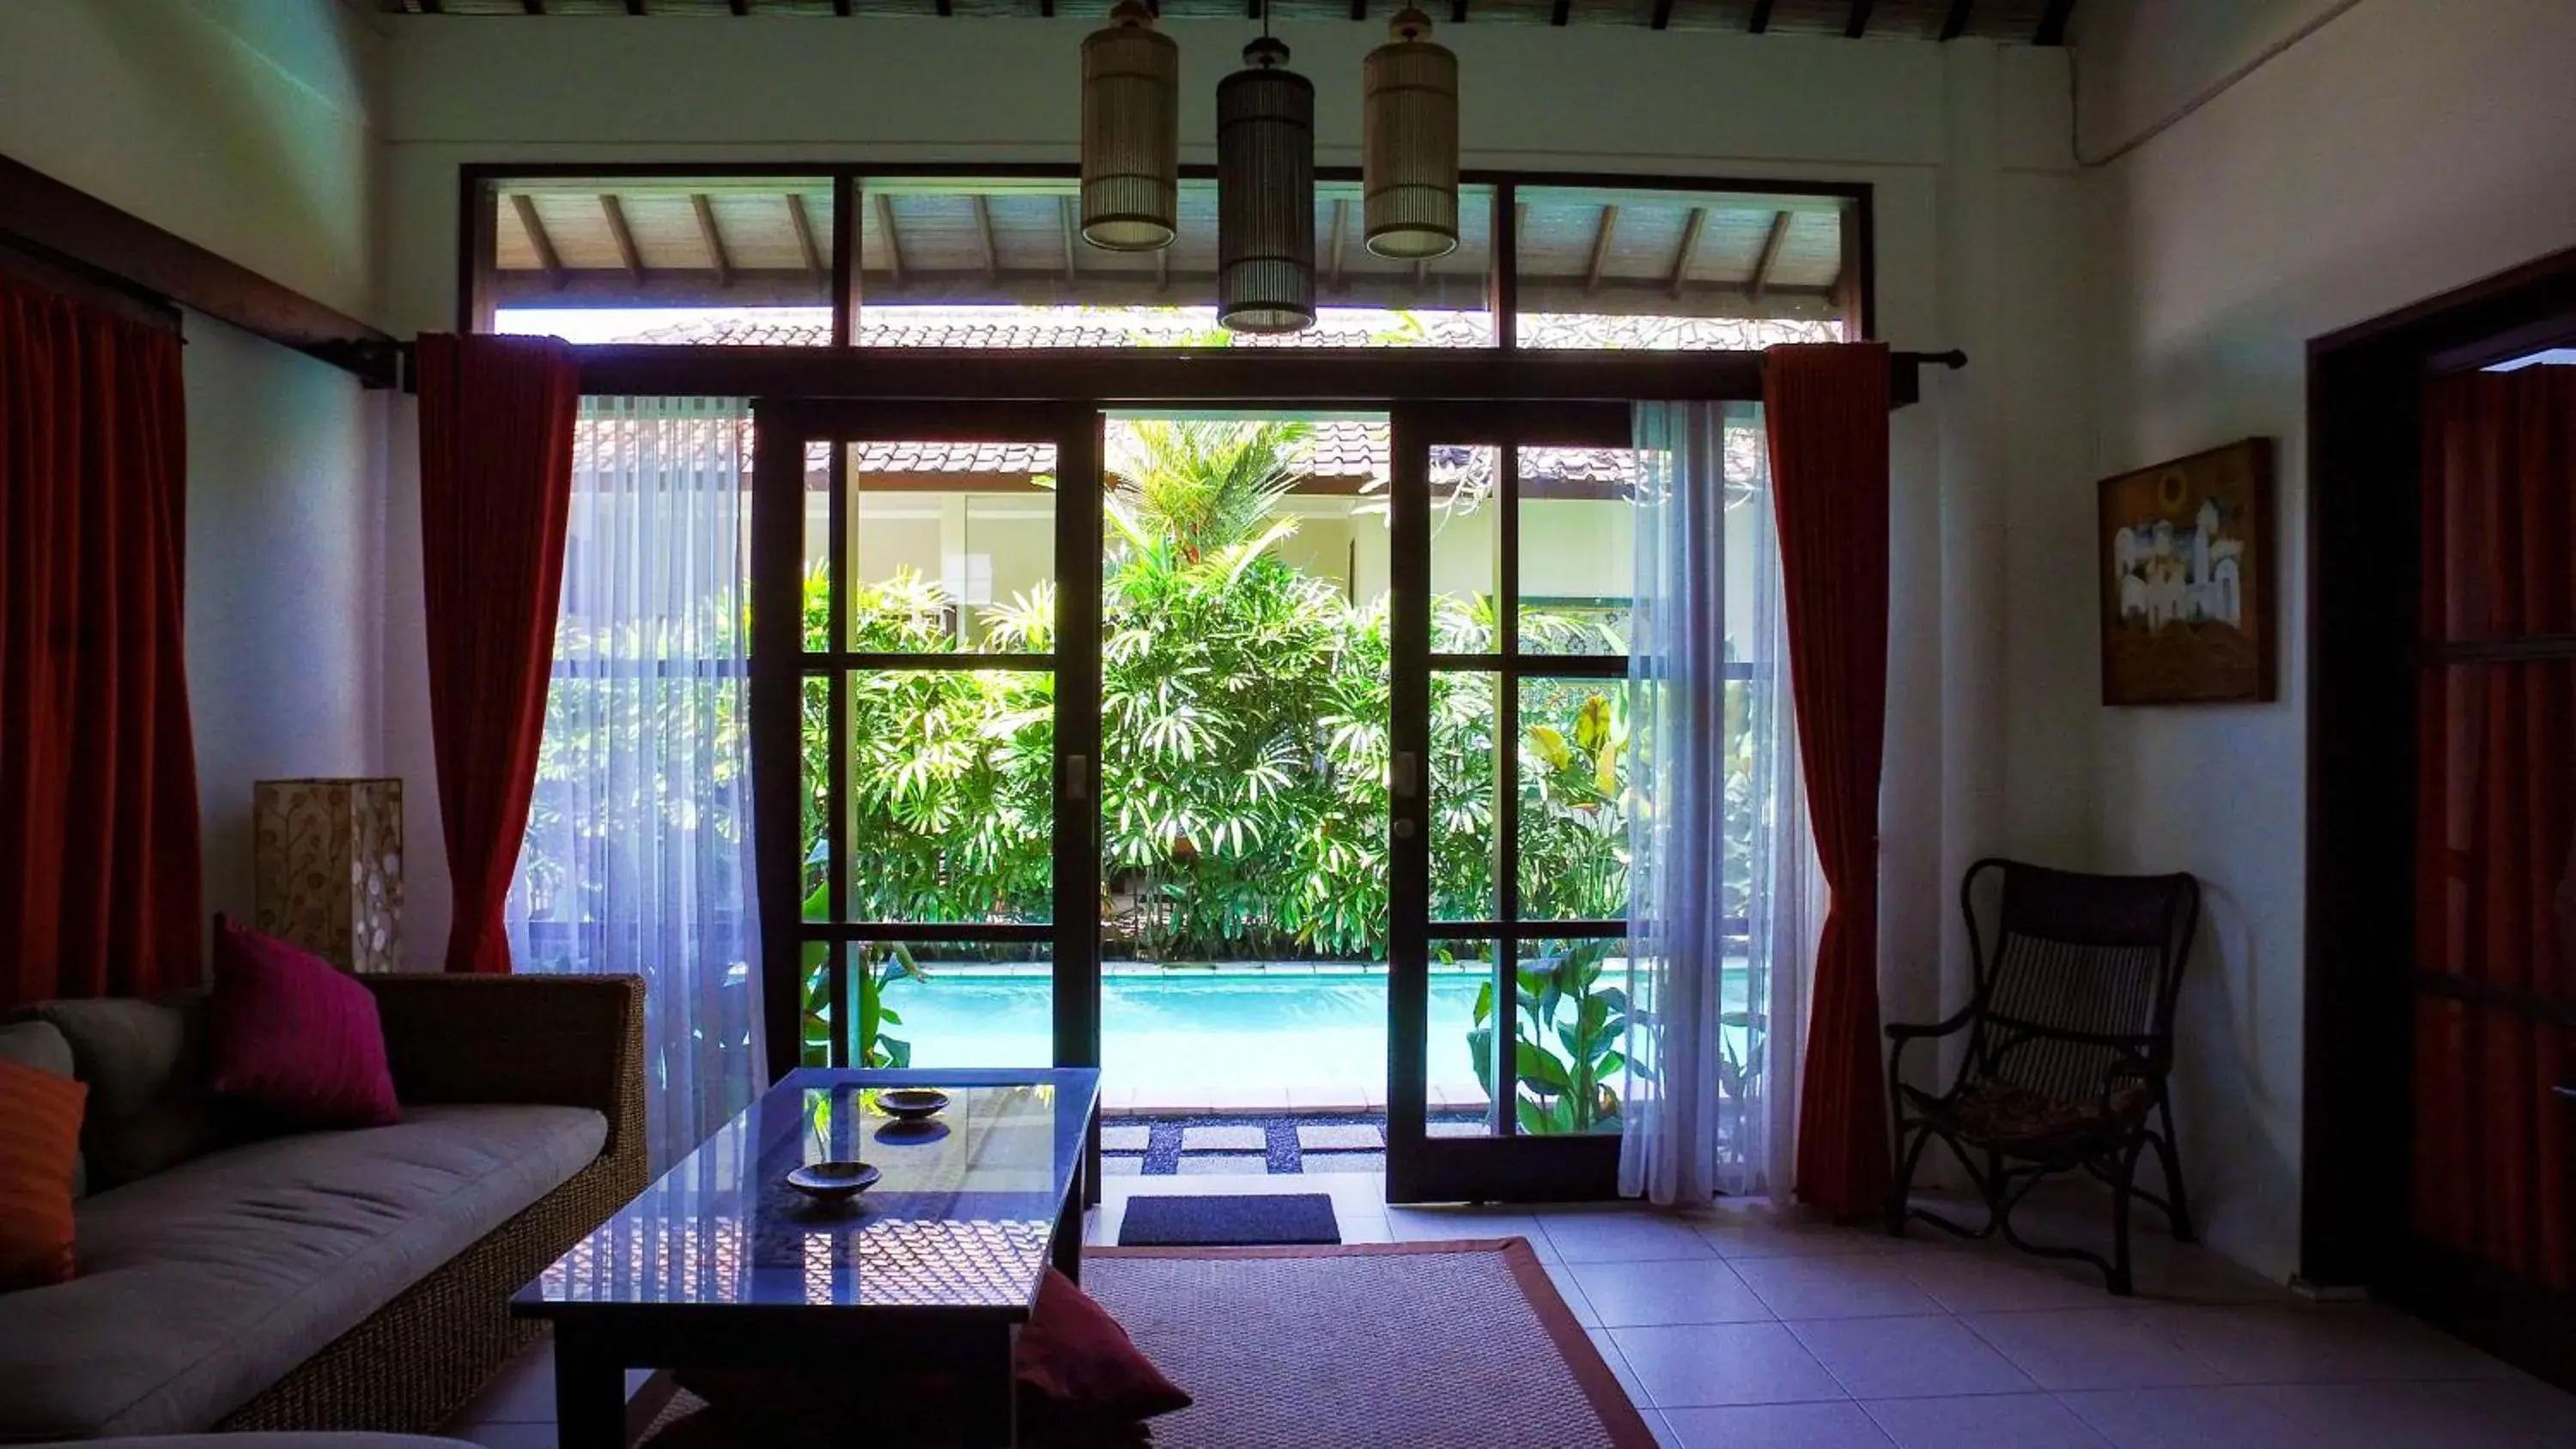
516,1068,1100,1317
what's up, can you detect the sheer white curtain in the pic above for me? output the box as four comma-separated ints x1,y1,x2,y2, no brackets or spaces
507,396,764,1173
1622,401,1818,1205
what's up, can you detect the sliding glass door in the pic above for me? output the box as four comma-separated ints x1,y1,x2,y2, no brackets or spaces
751,402,1102,1080
1386,403,1639,1203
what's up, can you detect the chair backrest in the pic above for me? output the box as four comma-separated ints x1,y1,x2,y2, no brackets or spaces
1959,859,2200,1104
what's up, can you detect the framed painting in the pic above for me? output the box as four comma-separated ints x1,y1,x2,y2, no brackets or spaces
2098,438,2275,705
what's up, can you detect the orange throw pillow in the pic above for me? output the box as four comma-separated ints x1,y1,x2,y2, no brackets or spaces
0,1058,86,1288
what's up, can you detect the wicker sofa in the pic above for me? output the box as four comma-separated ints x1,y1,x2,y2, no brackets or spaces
0,974,646,1441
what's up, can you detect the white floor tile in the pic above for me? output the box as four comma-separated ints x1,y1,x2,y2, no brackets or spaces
1385,1206,1560,1259
1959,1308,2225,1391
1884,1246,2122,1314
454,1341,555,1424
1542,1209,1722,1263
2245,1381,2541,1447
1589,1326,1647,1403
2129,1301,2519,1385
454,1425,556,1449
1334,1212,1394,1243
2449,1373,2576,1447
1697,1206,1890,1259
1663,1401,1894,1447
2054,1385,2326,1448
1731,1252,1947,1319
1546,1260,1604,1327
1571,1258,1776,1326
1611,1322,1849,1409
1860,1392,2111,1447
1788,1315,2038,1400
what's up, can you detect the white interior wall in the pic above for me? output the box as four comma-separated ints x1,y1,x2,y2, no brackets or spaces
2069,0,2576,1281
184,312,389,937
0,0,392,954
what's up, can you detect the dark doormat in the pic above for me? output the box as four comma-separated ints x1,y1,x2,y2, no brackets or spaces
1116,1192,1341,1246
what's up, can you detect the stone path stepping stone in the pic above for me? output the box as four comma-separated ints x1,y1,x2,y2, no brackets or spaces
1101,1125,1151,1152
1296,1124,1383,1151
1100,1155,1144,1176
1179,1125,1266,1153
1176,1154,1269,1174
1303,1152,1387,1173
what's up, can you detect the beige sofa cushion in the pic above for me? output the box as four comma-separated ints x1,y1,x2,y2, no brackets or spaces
0,1103,606,1441
6,996,234,1190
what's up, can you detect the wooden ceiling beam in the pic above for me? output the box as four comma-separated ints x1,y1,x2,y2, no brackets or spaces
874,192,907,282
1352,0,1368,20
1549,0,1571,24
1748,209,1792,298
413,0,443,13
598,195,644,283
728,0,749,13
690,194,733,288
787,194,824,276
520,0,544,13
1583,205,1619,294
624,0,645,13
1668,206,1705,297
2033,0,2075,45
509,193,565,291
1938,0,1971,40
1450,0,1466,20
1844,0,1874,38
1747,0,1773,33
1649,0,1674,29
971,195,1000,280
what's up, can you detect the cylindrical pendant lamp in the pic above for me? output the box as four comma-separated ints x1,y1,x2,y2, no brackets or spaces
1217,35,1317,335
1080,0,1179,252
1362,8,1460,261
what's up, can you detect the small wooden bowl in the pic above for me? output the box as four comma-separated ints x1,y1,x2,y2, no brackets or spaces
785,1160,881,1202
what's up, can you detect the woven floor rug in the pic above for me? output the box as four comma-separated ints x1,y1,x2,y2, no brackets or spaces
638,1240,1656,1449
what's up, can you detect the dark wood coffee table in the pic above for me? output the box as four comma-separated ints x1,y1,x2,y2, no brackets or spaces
514,1067,1101,1449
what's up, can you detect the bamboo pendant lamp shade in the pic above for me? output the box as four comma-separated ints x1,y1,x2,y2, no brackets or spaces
1217,36,1317,334
1080,1,1180,252
1362,8,1460,261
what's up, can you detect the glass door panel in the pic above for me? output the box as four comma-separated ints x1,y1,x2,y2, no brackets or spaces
753,402,1099,1082
1387,407,1637,1202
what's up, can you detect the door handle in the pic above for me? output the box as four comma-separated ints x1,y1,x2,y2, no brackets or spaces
1392,751,1419,799
1066,755,1090,803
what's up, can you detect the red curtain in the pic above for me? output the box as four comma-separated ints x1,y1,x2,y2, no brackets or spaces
416,333,577,974
1766,342,1893,1222
0,276,200,1009
2411,365,2573,1291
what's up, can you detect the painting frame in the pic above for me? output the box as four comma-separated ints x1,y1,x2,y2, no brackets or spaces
2098,438,2276,706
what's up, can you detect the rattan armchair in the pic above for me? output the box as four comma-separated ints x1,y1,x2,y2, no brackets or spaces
1885,859,2199,1294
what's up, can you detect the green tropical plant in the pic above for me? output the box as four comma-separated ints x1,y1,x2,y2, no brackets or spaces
1464,937,1637,1134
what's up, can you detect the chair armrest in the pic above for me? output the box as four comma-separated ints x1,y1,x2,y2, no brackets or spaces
2097,1054,2167,1120
1885,1002,1979,1090
364,973,646,1165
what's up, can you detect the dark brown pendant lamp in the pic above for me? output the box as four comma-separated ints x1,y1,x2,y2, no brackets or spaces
1362,8,1460,260
1217,7,1316,335
1080,0,1180,252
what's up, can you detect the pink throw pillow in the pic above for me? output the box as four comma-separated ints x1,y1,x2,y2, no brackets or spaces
209,917,400,1128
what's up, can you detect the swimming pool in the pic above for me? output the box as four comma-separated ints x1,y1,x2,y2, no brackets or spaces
879,969,1492,1106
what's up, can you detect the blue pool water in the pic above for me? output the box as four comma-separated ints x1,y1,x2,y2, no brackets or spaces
879,970,1491,1104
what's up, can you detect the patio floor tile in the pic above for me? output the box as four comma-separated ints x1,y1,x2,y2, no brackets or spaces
1100,1125,1151,1151
1302,1151,1386,1173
